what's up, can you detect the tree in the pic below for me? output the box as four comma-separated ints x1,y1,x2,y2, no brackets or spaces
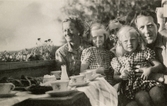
61,0,160,40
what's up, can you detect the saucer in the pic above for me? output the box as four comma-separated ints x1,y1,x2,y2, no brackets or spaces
0,91,17,98
69,81,89,87
46,90,75,97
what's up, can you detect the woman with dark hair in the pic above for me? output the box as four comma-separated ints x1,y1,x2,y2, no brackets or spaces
55,17,91,76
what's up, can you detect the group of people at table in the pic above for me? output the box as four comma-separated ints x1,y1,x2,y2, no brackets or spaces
55,8,167,106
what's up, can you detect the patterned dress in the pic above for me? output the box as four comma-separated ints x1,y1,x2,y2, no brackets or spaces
111,47,162,99
81,46,115,84
55,39,91,76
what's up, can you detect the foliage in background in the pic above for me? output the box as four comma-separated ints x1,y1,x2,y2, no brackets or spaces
61,0,160,34
0,38,59,62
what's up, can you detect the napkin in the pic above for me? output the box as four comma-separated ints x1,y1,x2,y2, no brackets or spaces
97,78,118,106
77,77,118,106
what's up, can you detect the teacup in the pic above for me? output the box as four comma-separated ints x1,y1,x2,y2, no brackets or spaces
51,80,69,91
50,71,61,80
0,83,15,94
70,75,85,84
43,75,56,83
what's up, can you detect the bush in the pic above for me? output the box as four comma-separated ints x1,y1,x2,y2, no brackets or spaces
0,39,59,62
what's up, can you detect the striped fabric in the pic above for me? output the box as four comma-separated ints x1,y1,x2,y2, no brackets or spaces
77,77,118,106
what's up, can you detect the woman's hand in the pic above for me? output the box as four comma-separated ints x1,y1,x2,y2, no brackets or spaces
140,67,152,80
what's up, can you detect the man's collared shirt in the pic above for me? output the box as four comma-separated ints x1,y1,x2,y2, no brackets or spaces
55,39,91,76
152,33,167,72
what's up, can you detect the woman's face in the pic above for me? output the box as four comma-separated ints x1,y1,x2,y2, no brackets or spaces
92,33,105,48
120,32,138,53
62,21,80,43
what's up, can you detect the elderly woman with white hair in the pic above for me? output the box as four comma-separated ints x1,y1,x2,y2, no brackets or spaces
80,23,115,85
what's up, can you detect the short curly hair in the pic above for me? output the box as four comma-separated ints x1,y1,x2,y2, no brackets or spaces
62,17,85,36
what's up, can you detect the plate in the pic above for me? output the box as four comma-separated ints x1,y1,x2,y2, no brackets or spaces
0,91,17,98
46,90,75,97
69,81,89,87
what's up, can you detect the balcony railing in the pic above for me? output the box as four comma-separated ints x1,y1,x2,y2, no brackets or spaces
0,60,56,79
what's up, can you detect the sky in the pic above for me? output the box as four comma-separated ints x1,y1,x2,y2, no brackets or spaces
0,0,66,51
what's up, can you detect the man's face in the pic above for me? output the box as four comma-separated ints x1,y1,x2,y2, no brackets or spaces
136,16,158,44
62,21,79,43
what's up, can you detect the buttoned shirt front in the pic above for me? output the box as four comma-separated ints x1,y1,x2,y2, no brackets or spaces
55,39,91,76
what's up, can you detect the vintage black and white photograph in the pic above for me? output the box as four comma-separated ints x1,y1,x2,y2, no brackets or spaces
0,0,167,106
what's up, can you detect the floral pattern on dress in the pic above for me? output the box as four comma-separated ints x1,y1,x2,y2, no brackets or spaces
81,46,115,85
81,46,114,69
111,47,162,99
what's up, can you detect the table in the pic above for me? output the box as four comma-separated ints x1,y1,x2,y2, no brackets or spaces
14,91,91,106
0,77,118,106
